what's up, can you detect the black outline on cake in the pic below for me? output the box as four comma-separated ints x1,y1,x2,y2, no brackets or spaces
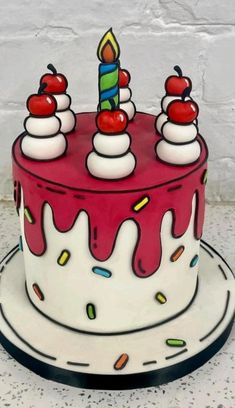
218,264,227,280
24,278,199,336
199,291,231,342
0,303,56,361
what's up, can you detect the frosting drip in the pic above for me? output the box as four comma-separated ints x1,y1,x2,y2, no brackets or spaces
13,113,207,278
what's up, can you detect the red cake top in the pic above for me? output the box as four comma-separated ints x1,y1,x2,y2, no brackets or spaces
13,112,208,278
13,112,207,192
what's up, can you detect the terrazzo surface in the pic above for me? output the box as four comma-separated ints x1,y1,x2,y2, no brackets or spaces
0,201,234,408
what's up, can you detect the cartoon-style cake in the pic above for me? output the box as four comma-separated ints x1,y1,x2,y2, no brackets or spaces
0,29,234,390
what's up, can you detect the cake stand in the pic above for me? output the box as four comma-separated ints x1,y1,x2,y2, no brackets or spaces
0,240,234,390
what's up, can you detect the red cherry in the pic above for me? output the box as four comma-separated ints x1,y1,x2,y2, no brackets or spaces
96,109,128,134
165,66,192,96
119,69,130,87
27,83,57,116
40,64,68,93
167,99,199,124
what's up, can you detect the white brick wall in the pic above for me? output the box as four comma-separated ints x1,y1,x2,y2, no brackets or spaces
0,0,235,201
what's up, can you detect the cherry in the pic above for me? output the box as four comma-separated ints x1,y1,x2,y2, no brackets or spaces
27,83,57,116
119,69,130,87
40,64,68,93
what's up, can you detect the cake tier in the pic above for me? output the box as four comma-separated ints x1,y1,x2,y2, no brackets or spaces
12,112,208,333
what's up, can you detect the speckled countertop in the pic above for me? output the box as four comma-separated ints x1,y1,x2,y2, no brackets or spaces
0,201,234,408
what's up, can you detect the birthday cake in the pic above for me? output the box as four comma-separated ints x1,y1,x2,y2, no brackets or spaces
1,29,234,389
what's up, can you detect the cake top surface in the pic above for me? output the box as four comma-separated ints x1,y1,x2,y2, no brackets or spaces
13,112,208,193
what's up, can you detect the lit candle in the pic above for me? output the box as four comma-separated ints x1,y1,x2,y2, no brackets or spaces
97,28,120,110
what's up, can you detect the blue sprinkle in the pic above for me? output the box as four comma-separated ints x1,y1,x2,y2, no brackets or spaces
190,254,199,267
19,236,23,251
92,266,112,278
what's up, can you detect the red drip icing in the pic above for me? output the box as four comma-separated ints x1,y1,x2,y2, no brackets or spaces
13,112,207,278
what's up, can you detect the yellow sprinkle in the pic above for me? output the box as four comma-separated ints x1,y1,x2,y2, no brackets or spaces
133,196,150,212
57,250,70,266
155,292,167,304
24,207,34,224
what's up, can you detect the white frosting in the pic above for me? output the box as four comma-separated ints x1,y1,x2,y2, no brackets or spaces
162,96,190,113
19,193,199,333
162,121,198,143
156,139,201,165
120,87,131,103
87,151,136,179
120,101,136,121
21,133,67,160
93,132,131,156
155,113,168,134
55,110,76,134
52,94,71,110
24,116,61,137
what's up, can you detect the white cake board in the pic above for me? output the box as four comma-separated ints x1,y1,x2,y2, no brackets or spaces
0,240,234,390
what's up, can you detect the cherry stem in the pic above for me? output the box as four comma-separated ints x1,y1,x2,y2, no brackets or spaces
182,86,191,100
38,82,47,94
109,98,116,110
174,65,182,77
47,63,57,74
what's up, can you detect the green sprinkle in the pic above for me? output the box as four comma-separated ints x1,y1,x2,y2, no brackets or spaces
24,207,34,224
86,303,96,320
166,338,186,347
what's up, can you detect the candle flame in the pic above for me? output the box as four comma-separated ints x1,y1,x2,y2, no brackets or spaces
97,28,120,63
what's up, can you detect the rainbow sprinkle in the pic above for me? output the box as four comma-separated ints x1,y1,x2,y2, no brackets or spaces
57,250,70,266
86,303,96,320
133,196,150,212
166,338,186,347
190,254,199,267
92,266,112,278
114,353,129,370
170,245,185,262
155,292,167,304
24,207,34,224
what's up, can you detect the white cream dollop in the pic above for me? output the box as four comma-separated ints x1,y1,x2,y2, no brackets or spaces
21,133,67,160
93,132,131,156
52,94,71,110
155,113,168,134
24,116,61,137
87,151,136,180
55,110,76,134
156,139,201,165
120,100,136,121
162,121,198,143
120,88,131,103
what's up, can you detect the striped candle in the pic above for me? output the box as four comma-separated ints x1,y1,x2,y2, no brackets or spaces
97,28,120,110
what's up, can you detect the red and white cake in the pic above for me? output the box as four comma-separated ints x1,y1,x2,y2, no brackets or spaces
13,112,207,333
0,30,234,390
